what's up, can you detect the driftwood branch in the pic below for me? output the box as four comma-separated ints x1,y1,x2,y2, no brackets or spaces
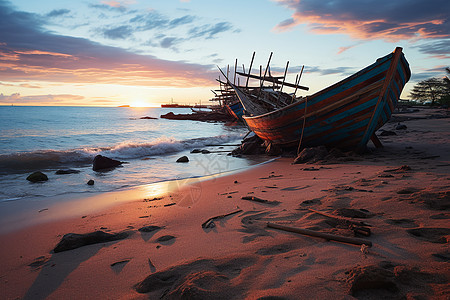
267,222,372,247
201,209,243,229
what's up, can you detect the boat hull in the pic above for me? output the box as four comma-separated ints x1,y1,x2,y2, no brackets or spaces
242,48,411,150
225,101,244,120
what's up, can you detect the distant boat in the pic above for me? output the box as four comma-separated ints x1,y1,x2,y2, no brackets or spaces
161,98,192,108
160,103,192,108
232,47,411,151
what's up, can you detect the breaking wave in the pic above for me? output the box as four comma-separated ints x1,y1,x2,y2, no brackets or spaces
0,134,243,175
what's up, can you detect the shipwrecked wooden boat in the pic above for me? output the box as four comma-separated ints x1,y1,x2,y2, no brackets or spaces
210,68,245,121
212,53,307,122
231,47,411,151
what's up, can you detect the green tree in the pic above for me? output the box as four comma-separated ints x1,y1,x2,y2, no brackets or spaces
441,67,450,106
445,67,450,86
410,77,449,106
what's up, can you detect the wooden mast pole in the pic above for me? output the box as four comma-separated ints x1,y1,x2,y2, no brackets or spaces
258,52,273,100
233,59,237,85
260,52,273,89
246,52,255,88
276,60,289,105
291,65,304,103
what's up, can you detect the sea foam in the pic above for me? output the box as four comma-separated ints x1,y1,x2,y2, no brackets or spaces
0,134,243,175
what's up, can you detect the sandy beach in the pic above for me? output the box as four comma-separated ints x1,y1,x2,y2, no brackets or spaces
1,108,449,299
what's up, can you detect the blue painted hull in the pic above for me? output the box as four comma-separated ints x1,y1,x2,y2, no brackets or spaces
226,101,244,121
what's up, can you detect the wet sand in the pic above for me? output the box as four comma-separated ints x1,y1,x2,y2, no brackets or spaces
1,108,449,299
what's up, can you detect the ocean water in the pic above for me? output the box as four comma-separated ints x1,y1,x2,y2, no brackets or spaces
0,106,263,203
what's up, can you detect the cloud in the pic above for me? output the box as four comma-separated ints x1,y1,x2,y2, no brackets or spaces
410,65,450,82
188,22,235,39
303,65,354,76
337,45,356,54
413,39,450,59
169,15,195,28
160,37,181,48
130,11,170,31
46,9,71,18
0,82,42,88
274,0,450,41
89,2,127,13
101,25,134,39
0,1,216,87
0,93,84,105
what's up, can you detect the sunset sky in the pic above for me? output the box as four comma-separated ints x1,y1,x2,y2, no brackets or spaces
1,0,449,107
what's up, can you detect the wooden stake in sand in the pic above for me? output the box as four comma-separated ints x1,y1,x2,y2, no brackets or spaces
267,222,372,247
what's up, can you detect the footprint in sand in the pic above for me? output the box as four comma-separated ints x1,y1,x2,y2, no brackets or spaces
385,219,418,228
134,255,257,299
407,228,450,244
432,251,450,262
155,235,176,245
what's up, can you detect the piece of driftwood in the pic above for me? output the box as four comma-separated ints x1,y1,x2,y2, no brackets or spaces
353,226,371,237
53,231,130,253
267,222,372,247
241,196,280,206
201,209,243,229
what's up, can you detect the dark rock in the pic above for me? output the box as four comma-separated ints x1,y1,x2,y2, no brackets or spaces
232,135,264,156
190,149,202,153
55,169,80,175
92,155,123,171
87,179,95,185
201,149,211,154
26,171,48,182
160,111,234,122
176,156,189,163
395,123,407,130
139,116,157,119
380,130,397,136
53,230,130,252
293,146,328,164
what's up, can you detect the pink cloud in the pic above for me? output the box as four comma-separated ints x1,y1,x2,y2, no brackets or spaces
0,1,216,89
274,0,450,41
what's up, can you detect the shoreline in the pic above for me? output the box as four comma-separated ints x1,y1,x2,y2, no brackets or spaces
0,158,279,235
1,113,449,299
